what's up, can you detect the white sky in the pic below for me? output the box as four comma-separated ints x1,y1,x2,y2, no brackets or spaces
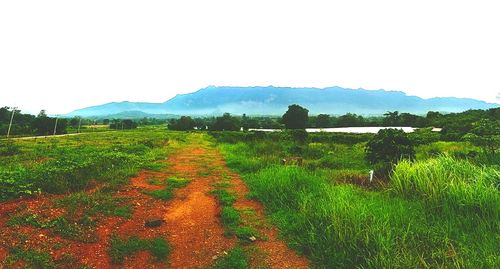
1,0,499,115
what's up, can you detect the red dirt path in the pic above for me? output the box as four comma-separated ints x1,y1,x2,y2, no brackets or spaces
0,138,309,268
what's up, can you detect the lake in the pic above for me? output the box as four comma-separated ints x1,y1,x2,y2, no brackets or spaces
248,127,418,133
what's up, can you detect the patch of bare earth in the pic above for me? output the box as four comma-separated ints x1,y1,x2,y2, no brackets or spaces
0,139,309,268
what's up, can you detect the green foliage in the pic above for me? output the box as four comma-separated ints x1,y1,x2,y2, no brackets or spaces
211,113,241,131
55,191,132,218
463,119,500,154
210,189,237,206
211,246,249,269
365,128,415,169
219,131,500,268
109,235,170,264
221,206,241,228
315,114,331,128
282,104,309,129
110,119,138,130
4,246,57,269
146,177,190,200
391,156,500,218
0,140,20,156
169,116,196,131
0,130,172,201
147,187,174,200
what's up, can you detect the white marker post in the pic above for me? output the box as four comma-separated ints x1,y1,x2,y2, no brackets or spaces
6,107,17,138
369,170,374,183
53,115,59,135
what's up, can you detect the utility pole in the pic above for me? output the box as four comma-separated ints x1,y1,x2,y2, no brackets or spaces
6,106,17,138
77,118,82,133
53,115,59,135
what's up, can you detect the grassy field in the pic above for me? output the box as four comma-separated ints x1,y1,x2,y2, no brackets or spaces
0,128,186,267
214,131,500,268
1,129,498,268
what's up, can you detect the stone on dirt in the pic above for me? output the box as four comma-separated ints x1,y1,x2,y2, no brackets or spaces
144,219,164,227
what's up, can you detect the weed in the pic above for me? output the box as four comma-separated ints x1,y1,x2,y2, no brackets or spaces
166,177,190,188
147,177,164,185
220,206,241,230
234,226,258,242
211,246,249,269
109,235,170,264
210,189,237,206
4,246,56,269
146,177,190,200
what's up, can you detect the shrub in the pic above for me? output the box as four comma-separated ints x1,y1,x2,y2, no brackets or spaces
365,129,415,173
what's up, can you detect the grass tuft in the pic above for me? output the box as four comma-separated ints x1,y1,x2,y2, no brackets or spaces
109,235,170,264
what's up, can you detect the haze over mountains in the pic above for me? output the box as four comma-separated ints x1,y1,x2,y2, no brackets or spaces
66,86,498,118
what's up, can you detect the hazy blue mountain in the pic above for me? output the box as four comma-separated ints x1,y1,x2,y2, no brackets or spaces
65,86,498,117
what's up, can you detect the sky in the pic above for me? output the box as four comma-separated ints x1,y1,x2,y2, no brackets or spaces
1,0,499,115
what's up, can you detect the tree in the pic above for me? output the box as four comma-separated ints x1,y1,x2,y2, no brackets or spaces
463,119,500,154
336,113,364,127
365,129,415,170
169,116,196,131
383,111,400,126
315,114,331,128
211,113,240,131
32,110,52,135
281,104,309,129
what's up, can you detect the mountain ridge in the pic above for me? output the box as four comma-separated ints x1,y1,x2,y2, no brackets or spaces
65,86,498,118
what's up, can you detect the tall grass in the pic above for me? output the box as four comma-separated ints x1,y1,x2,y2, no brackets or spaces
220,137,500,268
392,156,500,218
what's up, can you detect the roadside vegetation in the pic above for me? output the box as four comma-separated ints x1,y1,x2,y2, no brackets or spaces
0,128,180,268
215,129,500,268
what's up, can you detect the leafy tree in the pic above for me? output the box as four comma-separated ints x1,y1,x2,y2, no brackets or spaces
281,104,309,129
169,116,196,131
32,110,53,135
315,114,331,128
463,119,500,154
69,117,81,127
365,129,415,168
336,113,364,127
110,119,137,130
383,111,400,126
211,113,240,131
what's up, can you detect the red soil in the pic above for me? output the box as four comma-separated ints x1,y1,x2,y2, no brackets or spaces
0,140,309,268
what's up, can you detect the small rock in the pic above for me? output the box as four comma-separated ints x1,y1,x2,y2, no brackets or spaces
249,236,257,242
145,219,164,228
212,255,218,260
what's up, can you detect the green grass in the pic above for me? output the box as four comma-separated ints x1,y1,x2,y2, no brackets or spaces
210,189,237,206
3,246,56,269
211,246,249,269
109,235,170,264
147,177,164,185
0,130,178,201
146,177,191,200
166,177,190,188
147,187,175,200
392,156,500,218
221,206,241,228
8,191,133,242
219,134,500,268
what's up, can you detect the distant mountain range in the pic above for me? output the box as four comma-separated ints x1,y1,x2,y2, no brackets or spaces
65,86,498,118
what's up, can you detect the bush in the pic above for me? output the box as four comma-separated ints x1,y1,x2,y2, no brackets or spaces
365,129,415,172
